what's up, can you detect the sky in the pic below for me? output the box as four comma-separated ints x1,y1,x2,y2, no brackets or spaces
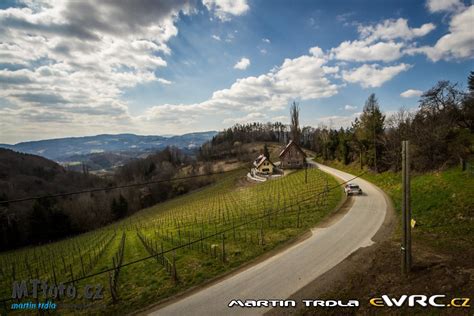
0,0,473,144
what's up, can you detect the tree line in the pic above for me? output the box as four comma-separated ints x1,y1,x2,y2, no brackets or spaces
308,74,473,172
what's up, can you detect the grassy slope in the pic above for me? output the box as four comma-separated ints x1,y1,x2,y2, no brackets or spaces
314,159,474,252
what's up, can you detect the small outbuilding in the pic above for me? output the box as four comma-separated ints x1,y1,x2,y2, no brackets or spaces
279,140,307,169
253,154,275,175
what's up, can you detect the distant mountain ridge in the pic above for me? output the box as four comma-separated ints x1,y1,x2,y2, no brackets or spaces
0,132,217,168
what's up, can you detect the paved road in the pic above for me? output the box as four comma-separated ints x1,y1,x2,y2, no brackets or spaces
148,162,388,316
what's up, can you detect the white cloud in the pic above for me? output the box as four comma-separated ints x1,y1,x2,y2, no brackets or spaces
203,0,249,21
260,48,267,55
426,0,464,13
331,40,404,62
157,78,173,85
212,34,221,41
406,5,474,61
309,46,325,58
358,18,436,42
400,89,423,98
262,38,271,43
234,57,251,70
344,104,357,111
331,18,435,62
342,63,411,88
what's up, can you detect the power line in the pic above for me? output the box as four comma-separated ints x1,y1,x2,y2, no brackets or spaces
0,169,366,304
0,167,248,205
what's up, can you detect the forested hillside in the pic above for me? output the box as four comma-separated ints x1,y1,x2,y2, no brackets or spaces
0,147,219,251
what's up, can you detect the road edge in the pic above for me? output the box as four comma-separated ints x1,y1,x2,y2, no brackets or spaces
265,164,397,316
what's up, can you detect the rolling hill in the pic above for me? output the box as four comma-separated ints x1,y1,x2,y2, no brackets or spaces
0,131,217,160
0,148,104,199
0,131,217,172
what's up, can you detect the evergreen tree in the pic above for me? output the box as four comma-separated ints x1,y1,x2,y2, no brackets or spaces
357,94,385,171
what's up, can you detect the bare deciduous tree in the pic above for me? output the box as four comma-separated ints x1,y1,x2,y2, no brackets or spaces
290,101,301,144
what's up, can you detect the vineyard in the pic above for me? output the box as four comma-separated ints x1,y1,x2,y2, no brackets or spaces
0,167,342,315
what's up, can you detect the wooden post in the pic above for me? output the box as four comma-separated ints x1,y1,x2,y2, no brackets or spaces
401,140,407,275
406,140,412,272
52,264,57,287
161,242,164,265
62,255,66,274
297,205,302,228
232,221,236,241
222,234,226,263
88,252,92,269
69,265,74,285
172,251,178,284
80,254,86,277
401,140,412,275
109,270,117,303
305,162,308,184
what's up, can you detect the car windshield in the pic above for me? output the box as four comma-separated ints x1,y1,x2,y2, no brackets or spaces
349,185,359,189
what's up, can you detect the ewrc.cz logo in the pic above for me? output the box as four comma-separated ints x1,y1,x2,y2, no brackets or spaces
369,295,471,308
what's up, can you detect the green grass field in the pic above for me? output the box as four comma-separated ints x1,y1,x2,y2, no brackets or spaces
314,159,474,252
1,167,343,315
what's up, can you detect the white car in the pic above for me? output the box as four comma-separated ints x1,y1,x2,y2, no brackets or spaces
344,183,362,196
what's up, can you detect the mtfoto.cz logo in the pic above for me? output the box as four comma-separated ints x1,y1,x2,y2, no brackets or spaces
369,295,470,308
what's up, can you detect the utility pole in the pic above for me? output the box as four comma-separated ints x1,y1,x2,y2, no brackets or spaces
401,140,412,275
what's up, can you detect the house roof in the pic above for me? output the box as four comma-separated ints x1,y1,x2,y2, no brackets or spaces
279,140,307,158
253,155,275,168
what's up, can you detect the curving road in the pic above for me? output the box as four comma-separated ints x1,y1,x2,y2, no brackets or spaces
146,162,388,316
